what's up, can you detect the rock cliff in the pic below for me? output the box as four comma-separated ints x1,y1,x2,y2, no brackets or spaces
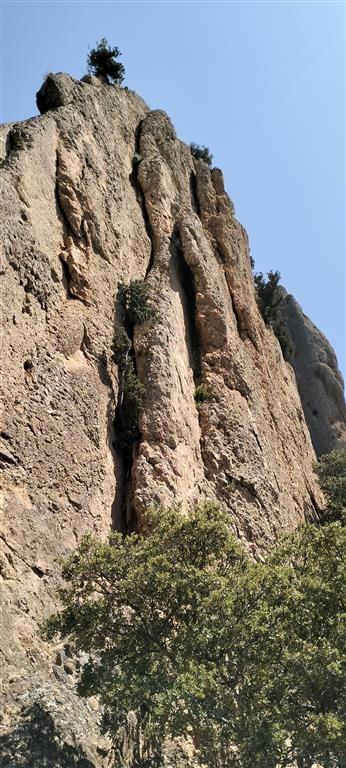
278,288,346,457
0,73,340,766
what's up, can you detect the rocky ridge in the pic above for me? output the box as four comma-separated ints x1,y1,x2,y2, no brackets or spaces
0,73,343,766
278,288,346,457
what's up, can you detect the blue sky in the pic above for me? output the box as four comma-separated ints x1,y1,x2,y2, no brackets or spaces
2,0,345,375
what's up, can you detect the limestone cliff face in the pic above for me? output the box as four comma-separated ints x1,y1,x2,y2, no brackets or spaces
0,74,326,766
278,289,346,457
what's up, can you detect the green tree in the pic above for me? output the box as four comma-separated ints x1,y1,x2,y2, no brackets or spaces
315,449,346,524
44,503,346,767
113,326,131,368
254,270,282,324
116,361,145,454
190,143,213,167
118,280,157,325
87,38,125,84
254,270,294,361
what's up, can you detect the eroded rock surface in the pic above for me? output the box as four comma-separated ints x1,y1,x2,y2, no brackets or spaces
278,289,346,456
0,74,326,766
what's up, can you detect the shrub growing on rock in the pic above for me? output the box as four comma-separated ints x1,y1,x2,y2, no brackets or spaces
119,280,157,325
190,143,213,167
87,39,125,84
113,326,131,367
315,448,346,524
254,270,282,324
254,270,294,361
116,361,145,453
194,383,209,410
270,317,295,361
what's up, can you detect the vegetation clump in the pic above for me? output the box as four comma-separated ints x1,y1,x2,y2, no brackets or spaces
118,280,157,325
132,152,142,166
194,383,209,410
190,142,213,167
254,270,294,361
44,493,346,768
87,38,125,84
117,361,145,452
113,326,131,368
112,280,157,459
315,448,346,524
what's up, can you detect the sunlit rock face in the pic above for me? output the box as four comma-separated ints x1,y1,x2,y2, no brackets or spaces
0,73,330,766
278,288,346,457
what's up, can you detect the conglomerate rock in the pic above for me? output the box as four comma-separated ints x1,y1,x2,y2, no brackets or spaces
277,288,346,457
0,73,334,766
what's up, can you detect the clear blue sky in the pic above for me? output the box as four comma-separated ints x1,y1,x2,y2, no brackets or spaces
2,0,345,375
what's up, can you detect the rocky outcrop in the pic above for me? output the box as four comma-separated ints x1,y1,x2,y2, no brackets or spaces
278,289,346,456
0,74,325,766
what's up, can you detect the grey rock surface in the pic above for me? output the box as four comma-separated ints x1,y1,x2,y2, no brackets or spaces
278,289,346,456
0,73,325,766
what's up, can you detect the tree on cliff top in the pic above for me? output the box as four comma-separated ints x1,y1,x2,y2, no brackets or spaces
190,143,213,167
254,270,294,361
87,39,125,84
44,501,346,768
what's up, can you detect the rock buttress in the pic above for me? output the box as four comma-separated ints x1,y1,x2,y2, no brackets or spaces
277,288,346,457
0,74,323,766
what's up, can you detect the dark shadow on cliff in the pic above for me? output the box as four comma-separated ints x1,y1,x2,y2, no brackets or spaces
0,704,95,768
169,230,201,382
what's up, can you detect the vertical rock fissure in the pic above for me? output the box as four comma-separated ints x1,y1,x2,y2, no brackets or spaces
214,242,244,341
170,230,202,383
189,171,201,217
129,120,155,278
111,296,144,533
58,256,75,300
55,150,74,242
100,354,126,532
54,151,77,299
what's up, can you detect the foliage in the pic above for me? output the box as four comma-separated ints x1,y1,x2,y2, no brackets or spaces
44,502,346,768
116,361,145,453
87,38,125,85
113,326,131,367
132,152,142,166
270,318,295,361
190,143,213,167
315,449,346,524
194,383,209,410
113,281,155,458
254,270,282,324
118,280,157,325
254,270,294,361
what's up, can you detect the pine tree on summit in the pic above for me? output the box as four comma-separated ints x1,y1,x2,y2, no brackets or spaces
87,39,125,84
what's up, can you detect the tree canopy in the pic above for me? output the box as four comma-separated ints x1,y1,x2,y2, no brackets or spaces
87,39,125,84
190,143,213,167
44,500,346,768
254,270,294,361
315,449,346,524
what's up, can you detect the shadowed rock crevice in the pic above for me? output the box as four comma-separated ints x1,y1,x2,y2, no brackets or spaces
58,254,77,300
54,148,92,304
170,231,201,383
129,120,155,278
189,170,201,217
112,292,145,533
